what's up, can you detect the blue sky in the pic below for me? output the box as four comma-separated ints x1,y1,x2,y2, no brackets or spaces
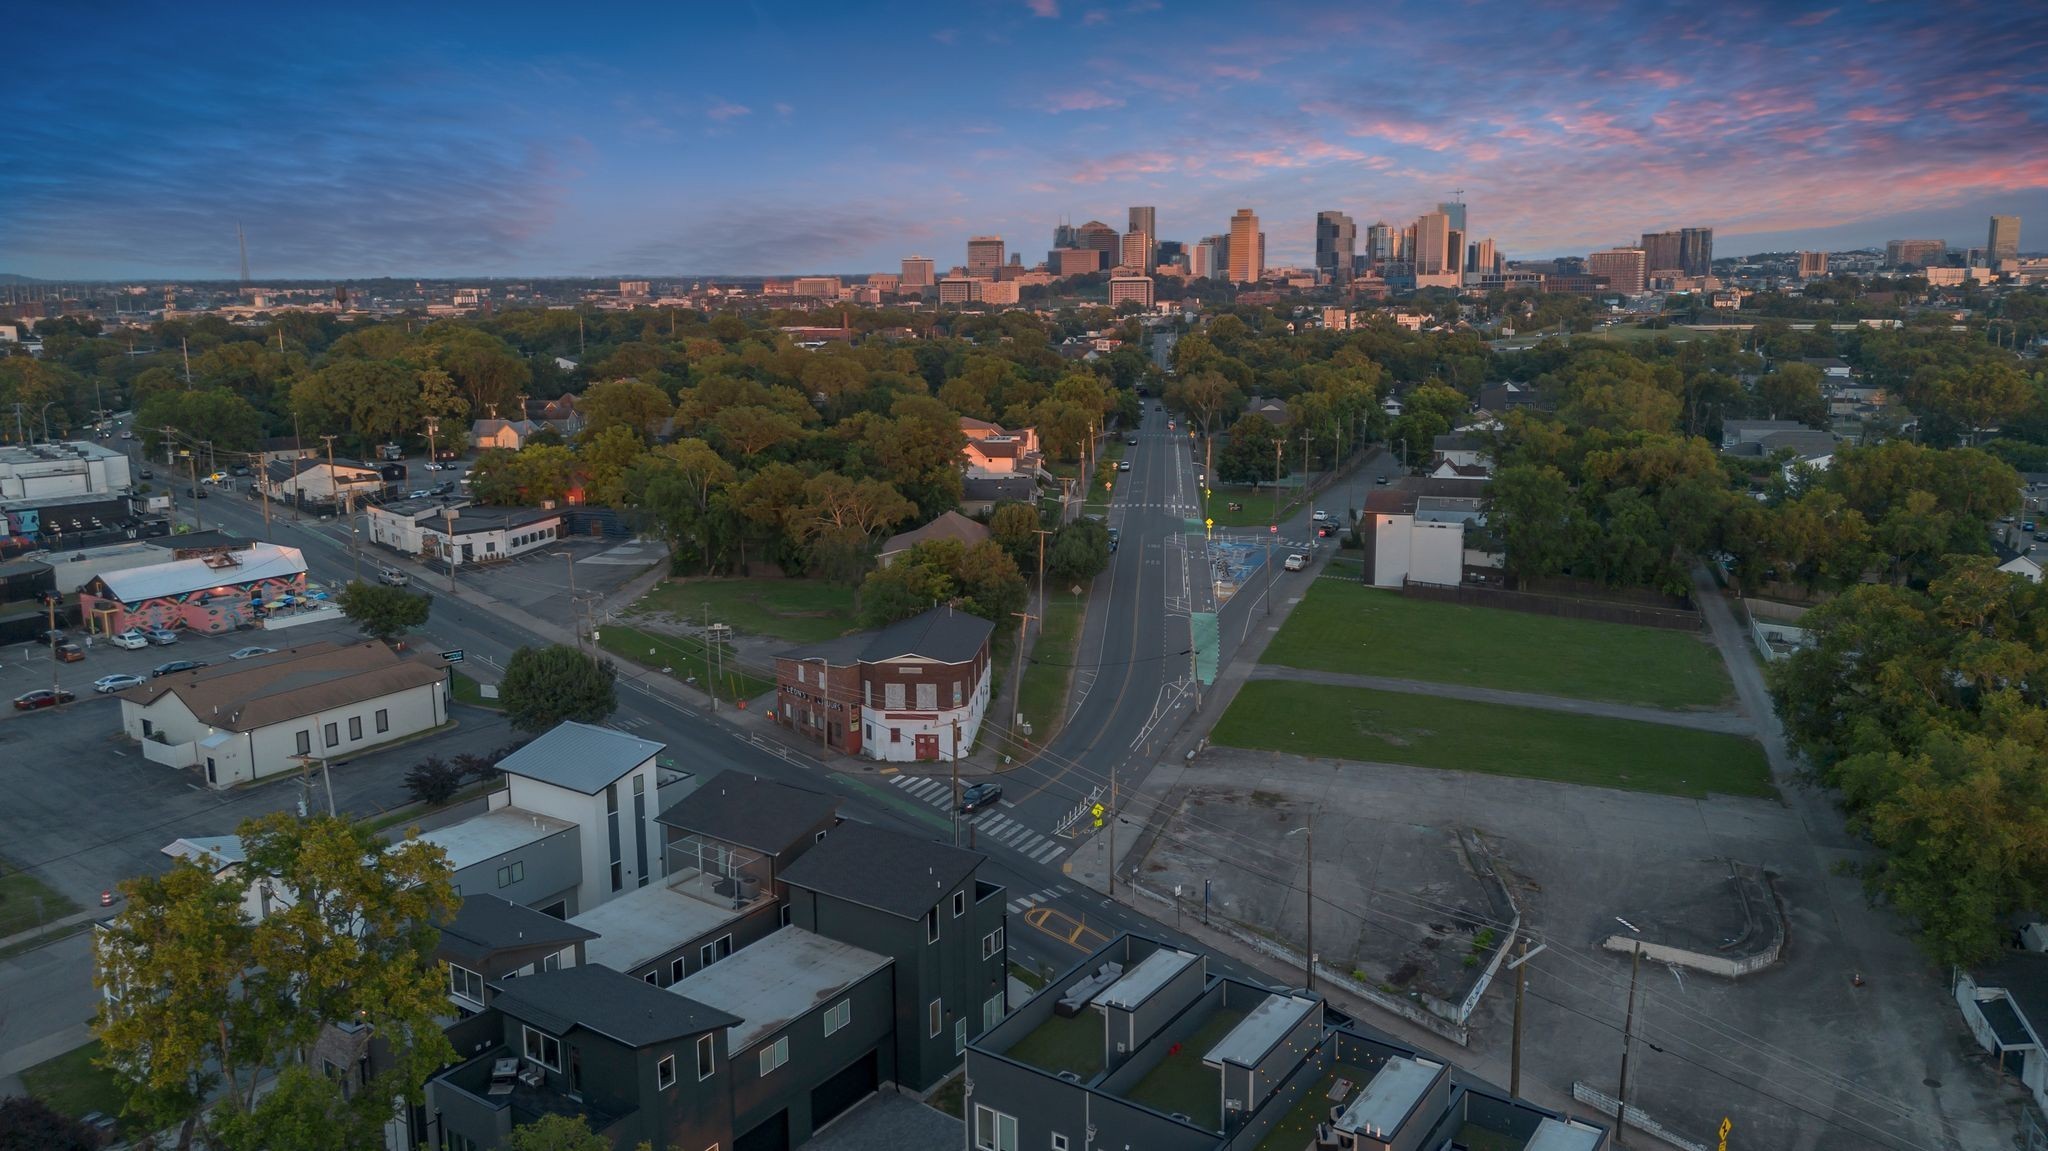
3,0,2044,279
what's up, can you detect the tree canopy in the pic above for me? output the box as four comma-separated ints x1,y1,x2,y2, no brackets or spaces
500,644,619,732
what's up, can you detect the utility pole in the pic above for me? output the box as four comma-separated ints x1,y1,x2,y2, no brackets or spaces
1615,942,1643,1146
425,416,440,467
46,596,61,697
1301,429,1315,532
704,602,717,712
320,434,339,524
1008,610,1036,746
291,410,305,520
950,717,962,847
181,337,192,386
184,437,205,532
1032,526,1054,607
442,505,459,593
553,552,580,650
292,755,337,817
1107,761,1120,895
1508,937,1547,1097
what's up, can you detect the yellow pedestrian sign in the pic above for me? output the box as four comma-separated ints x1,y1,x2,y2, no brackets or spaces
1204,517,1213,539
1718,1117,1731,1151
1090,802,1105,827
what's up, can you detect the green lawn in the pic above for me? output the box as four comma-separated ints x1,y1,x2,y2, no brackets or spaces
21,1041,128,1133
1125,1005,1248,1126
596,623,775,704
928,1072,967,1118
1016,591,1087,746
1262,582,1732,710
1211,681,1774,799
1204,486,1291,527
629,578,855,644
448,669,501,710
0,863,79,938
1007,1010,1102,1078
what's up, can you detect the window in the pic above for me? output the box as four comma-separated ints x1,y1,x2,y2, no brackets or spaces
864,724,873,742
863,681,872,708
953,890,967,918
296,729,311,755
885,682,905,709
953,680,964,707
544,950,563,973
797,665,806,685
824,1000,850,1037
140,718,153,737
974,1105,1019,1151
348,716,362,741
644,971,659,985
1051,1135,1070,1151
323,722,339,748
700,935,733,967
758,1036,789,1076
696,1033,716,1080
983,993,1005,1032
916,682,937,710
891,728,902,743
522,1026,561,1071
448,963,484,1004
928,999,942,1038
671,957,686,983
982,926,1005,959
496,861,524,888
375,708,389,734
925,906,940,943
657,1054,676,1090
954,1017,967,1055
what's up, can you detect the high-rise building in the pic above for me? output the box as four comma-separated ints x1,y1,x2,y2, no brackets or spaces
1192,236,1223,279
1052,221,1079,250
1679,227,1714,276
1128,207,1156,245
1051,248,1102,276
1989,215,2022,262
900,256,936,289
1588,247,1647,293
1468,237,1496,276
1365,221,1395,264
1885,239,1946,269
1315,211,1357,285
1640,230,1683,275
1438,200,1467,235
1797,251,1828,279
1413,212,1452,275
1076,220,1120,260
1228,209,1262,282
1120,229,1153,273
1445,229,1464,275
1107,275,1154,310
966,236,1005,273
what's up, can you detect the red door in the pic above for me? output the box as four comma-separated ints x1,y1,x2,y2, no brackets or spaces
914,733,939,761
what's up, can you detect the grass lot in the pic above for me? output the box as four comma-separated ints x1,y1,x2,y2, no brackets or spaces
448,669,501,709
21,1041,127,1133
1204,486,1291,527
629,578,855,645
1007,1010,1103,1078
0,862,79,937
1010,960,1049,991
928,1072,966,1118
1016,591,1087,747
1125,1005,1248,1125
597,623,774,704
1262,582,1732,710
1211,681,1774,799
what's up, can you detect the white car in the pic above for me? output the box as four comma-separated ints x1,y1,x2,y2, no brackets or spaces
228,646,277,661
94,673,146,694
1312,509,1330,522
1283,553,1308,572
110,629,151,650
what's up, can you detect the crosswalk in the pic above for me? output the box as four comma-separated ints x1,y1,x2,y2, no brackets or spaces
1005,883,1074,915
888,776,1067,865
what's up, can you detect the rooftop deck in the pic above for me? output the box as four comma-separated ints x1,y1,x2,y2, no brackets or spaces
1005,1009,1103,1079
1122,1004,1249,1128
1252,1065,1386,1151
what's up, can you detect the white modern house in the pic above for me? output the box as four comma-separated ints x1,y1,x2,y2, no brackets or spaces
492,722,668,914
117,641,449,788
1361,489,1466,588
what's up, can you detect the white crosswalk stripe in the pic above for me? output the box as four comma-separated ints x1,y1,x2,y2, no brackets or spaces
889,777,1066,863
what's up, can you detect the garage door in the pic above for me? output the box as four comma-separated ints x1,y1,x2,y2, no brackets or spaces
810,1049,879,1132
735,1109,788,1151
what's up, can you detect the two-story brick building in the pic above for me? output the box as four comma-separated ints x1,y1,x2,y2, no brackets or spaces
771,605,995,764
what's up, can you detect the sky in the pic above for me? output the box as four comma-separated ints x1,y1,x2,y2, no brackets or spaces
3,0,2045,280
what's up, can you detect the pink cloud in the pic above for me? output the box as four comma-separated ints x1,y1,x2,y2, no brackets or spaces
1025,0,1059,17
1068,150,1177,183
1789,7,1838,26
705,99,750,121
932,28,958,44
1040,89,1124,113
1845,106,1906,124
1212,63,1263,81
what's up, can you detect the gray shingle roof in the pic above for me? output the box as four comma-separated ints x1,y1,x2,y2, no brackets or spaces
777,821,983,920
655,774,839,855
487,964,739,1049
859,605,994,665
497,721,664,794
440,895,597,965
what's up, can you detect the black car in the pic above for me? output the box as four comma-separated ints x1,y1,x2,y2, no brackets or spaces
188,487,208,499
230,464,252,477
151,659,209,678
1127,436,1139,446
1107,528,1120,553
1316,523,1338,538
958,782,1003,814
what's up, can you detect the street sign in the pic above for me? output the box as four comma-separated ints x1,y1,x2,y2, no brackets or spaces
440,649,465,663
1090,803,1105,819
1718,1118,1731,1151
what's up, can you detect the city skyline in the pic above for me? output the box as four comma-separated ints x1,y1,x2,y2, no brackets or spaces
2,0,2045,280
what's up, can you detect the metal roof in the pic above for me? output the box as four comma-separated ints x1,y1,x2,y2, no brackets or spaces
497,721,665,794
94,542,306,603
1094,948,1198,1012
487,965,738,1050
1203,993,1315,1069
777,820,983,920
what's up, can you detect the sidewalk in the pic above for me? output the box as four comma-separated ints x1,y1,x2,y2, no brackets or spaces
0,904,103,961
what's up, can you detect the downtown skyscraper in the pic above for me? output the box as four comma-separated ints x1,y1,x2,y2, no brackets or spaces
1315,210,1356,285
1228,209,1262,283
1989,214,2021,262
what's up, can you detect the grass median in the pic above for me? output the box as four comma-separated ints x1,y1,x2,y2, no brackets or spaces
1204,486,1289,527
1015,591,1086,749
1211,680,1773,799
0,862,79,938
1262,581,1731,710
628,578,855,644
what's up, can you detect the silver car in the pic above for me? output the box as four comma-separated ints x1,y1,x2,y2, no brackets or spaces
94,673,146,694
228,646,277,661
146,628,180,645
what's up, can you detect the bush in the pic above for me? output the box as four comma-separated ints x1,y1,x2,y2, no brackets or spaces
403,756,462,806
452,752,500,784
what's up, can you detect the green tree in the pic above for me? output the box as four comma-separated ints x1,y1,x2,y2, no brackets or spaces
1485,464,1580,587
501,644,619,732
578,377,674,443
0,1096,102,1151
208,1065,377,1151
1755,363,1828,426
336,580,432,641
1047,518,1111,585
1217,413,1285,487
988,501,1043,570
507,1113,610,1151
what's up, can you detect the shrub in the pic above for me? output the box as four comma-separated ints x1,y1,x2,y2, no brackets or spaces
403,756,462,806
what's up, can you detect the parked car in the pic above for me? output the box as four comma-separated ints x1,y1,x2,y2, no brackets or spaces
231,464,252,477
202,471,227,485
228,646,277,661
408,488,430,498
110,628,151,650
958,782,1003,814
1312,509,1331,522
151,659,207,678
1375,476,1391,485
146,627,180,645
139,467,154,479
94,673,146,694
35,627,67,646
2026,521,2038,532
1283,553,1308,571
55,642,85,663
1316,523,1338,538
188,487,208,499
1117,460,1131,472
377,566,410,587
13,688,75,710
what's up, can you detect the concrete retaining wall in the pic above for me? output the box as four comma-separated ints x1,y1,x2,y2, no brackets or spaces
1572,1081,1708,1151
1601,865,1784,978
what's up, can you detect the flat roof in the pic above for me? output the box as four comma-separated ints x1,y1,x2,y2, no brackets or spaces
671,926,890,1051
571,880,747,974
1204,993,1315,1069
414,807,575,872
1525,1118,1606,1151
1336,1055,1442,1137
1095,948,1197,1012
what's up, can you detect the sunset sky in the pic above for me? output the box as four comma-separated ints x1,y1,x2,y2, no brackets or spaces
4,0,2044,279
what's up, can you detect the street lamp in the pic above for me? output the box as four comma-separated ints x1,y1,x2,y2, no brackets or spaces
1286,819,1314,993
551,552,579,649
37,401,57,442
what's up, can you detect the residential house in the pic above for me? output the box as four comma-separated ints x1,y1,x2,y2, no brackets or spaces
160,835,269,921
471,418,543,451
962,474,1039,516
1244,397,1291,427
1720,420,1813,452
526,396,585,438
116,640,447,788
1955,951,2048,1117
493,722,668,913
365,498,564,567
415,806,584,917
967,931,1608,1151
780,821,1009,1091
960,418,1044,482
1360,489,1465,589
858,606,995,763
877,510,991,568
1431,432,1489,471
438,895,598,1017
261,458,384,509
655,774,841,908
1477,381,1540,413
1996,542,2043,584
79,540,307,635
